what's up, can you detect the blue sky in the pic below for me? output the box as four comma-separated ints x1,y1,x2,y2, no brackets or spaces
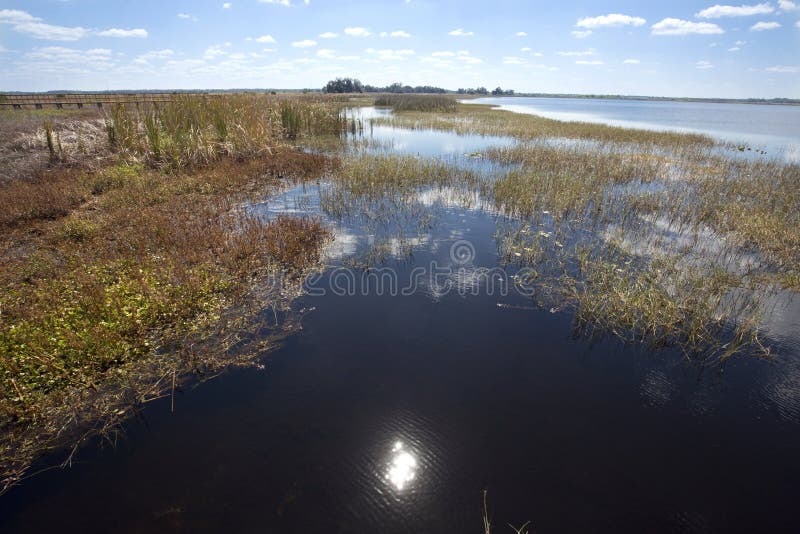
1,1,799,97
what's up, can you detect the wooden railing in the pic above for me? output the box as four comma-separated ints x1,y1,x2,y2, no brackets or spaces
0,92,225,109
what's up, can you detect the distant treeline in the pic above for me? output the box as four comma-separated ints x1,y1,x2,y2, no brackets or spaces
457,87,515,96
322,78,448,94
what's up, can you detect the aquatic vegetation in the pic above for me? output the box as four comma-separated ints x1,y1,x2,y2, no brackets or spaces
102,94,349,170
374,94,457,113
0,95,340,491
373,102,715,148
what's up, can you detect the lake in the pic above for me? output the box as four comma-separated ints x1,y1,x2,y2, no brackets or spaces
1,108,799,533
469,97,800,162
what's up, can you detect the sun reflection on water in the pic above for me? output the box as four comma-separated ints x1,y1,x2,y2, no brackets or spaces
386,441,418,491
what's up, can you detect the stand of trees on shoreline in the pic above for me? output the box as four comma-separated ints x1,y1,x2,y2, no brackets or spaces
323,78,448,94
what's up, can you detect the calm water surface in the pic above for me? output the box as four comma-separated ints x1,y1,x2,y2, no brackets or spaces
1,111,799,533
470,97,800,162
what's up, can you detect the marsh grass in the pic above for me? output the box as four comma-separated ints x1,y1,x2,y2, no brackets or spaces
374,103,715,147
374,94,457,113
0,95,340,491
103,94,348,170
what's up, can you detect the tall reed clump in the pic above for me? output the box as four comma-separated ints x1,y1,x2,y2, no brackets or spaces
102,94,347,169
374,94,458,112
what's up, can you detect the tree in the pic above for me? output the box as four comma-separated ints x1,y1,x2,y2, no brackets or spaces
323,78,364,93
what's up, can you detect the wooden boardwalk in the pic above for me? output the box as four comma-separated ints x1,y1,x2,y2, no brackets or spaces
0,92,223,110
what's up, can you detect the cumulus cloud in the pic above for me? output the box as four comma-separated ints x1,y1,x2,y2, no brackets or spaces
291,39,317,47
25,46,114,67
556,48,597,56
255,34,276,43
448,28,474,36
319,32,338,38
0,10,90,41
365,47,414,60
651,18,724,35
344,27,371,37
696,3,774,18
750,21,781,30
766,65,799,72
390,30,411,37
576,13,646,28
96,28,148,38
223,2,232,8
779,0,799,10
515,31,527,36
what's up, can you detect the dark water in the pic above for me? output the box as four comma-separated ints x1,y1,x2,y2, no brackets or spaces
470,97,800,163
2,115,800,533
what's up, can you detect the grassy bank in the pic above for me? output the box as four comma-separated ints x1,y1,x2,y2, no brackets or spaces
0,95,341,491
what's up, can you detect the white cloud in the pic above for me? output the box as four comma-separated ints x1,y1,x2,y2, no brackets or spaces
572,30,592,38
97,28,148,38
135,49,174,63
204,44,229,59
0,11,90,41
344,27,371,37
779,1,799,10
556,48,597,56
177,13,198,21
696,60,714,69
515,31,527,36
728,46,741,50
259,0,292,6
390,30,411,37
520,47,531,52
291,39,317,47
696,3,774,18
766,65,799,72
25,46,113,65
0,9,38,24
365,48,414,60
316,48,335,58
651,18,724,35
736,40,748,44
12,22,89,41
503,56,526,65
319,32,338,38
623,58,640,64
576,13,646,28
750,21,781,30
576,60,604,65
223,2,232,8
255,34,276,43
448,28,474,36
